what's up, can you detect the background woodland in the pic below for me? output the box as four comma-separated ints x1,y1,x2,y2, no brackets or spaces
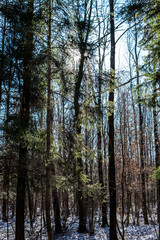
0,0,160,239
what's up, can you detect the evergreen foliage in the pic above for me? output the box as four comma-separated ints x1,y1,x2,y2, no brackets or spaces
0,0,159,239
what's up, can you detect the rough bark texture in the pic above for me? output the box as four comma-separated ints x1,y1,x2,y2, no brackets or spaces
45,1,52,239
74,53,87,233
156,2,160,237
108,0,118,239
0,1,6,107
97,75,107,227
138,104,149,224
3,58,12,223
46,2,62,237
15,2,34,240
74,1,93,232
134,22,149,224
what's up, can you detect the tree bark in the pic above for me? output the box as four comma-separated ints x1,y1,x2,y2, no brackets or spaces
0,0,6,107
15,1,34,239
46,2,62,237
45,1,52,239
3,67,11,222
73,0,93,232
97,76,107,227
152,16,160,232
108,0,118,239
134,21,149,225
96,1,108,225
75,52,87,233
156,2,160,237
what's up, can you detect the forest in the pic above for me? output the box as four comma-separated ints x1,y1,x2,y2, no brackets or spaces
0,0,159,239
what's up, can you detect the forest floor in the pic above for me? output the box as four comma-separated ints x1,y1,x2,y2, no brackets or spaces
0,212,159,239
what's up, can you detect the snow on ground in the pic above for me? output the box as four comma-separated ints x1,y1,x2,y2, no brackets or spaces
124,224,158,240
0,215,159,239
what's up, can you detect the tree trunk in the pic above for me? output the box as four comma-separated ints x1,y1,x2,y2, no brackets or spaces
108,0,118,239
152,41,160,237
96,12,108,225
45,2,53,239
46,2,62,237
52,187,62,234
2,54,12,223
27,177,33,230
120,95,126,240
0,0,6,107
73,0,93,232
74,50,87,233
134,21,149,224
15,1,34,239
155,3,160,236
97,76,107,227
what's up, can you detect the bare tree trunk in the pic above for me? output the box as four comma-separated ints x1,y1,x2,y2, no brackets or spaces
128,31,140,226
27,177,33,230
96,1,108,225
46,1,53,238
61,94,70,226
3,75,11,222
0,0,7,107
74,53,87,233
120,95,127,240
52,105,62,233
97,76,107,227
134,22,148,224
155,3,160,236
108,0,118,239
52,186,62,234
46,2,62,237
15,2,34,239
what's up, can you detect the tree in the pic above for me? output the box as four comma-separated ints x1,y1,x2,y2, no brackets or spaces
45,1,62,238
15,1,34,239
97,43,108,228
134,19,149,224
0,0,7,108
120,0,160,225
72,0,93,232
0,0,160,239
96,0,108,227
108,0,118,239
45,1,53,239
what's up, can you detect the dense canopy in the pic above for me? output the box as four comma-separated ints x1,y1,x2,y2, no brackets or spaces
0,0,159,239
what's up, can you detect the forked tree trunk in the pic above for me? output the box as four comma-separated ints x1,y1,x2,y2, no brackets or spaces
73,0,93,232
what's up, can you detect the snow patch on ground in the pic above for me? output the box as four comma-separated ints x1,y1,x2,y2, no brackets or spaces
0,215,159,239
124,224,158,240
